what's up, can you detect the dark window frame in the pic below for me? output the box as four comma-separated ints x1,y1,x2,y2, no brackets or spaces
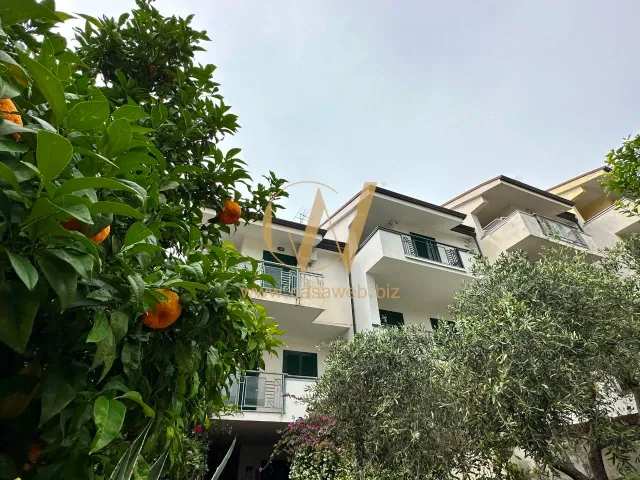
282,350,318,377
379,309,405,327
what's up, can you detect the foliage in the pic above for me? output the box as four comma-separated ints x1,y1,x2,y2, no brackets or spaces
0,1,287,478
443,248,640,480
302,326,479,479
603,134,640,216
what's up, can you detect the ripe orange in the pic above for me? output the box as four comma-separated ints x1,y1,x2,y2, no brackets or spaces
27,443,41,463
90,225,110,244
60,218,84,232
219,199,241,224
0,98,22,141
142,289,182,329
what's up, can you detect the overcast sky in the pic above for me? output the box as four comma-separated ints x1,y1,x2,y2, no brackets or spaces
57,0,640,218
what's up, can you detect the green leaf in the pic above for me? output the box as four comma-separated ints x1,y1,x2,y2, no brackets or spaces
37,254,77,311
0,0,60,25
110,311,128,342
108,421,153,480
0,280,39,353
87,312,109,343
7,251,38,290
36,218,100,264
55,177,143,201
0,454,18,479
148,449,169,480
39,372,75,427
115,151,157,174
67,100,109,131
0,51,28,88
0,162,18,191
90,396,126,453
24,196,92,226
17,51,66,125
89,201,144,219
121,341,142,377
127,273,145,305
0,75,21,98
211,436,236,480
0,139,28,154
36,130,73,183
124,222,153,248
104,118,132,158
45,248,95,281
112,105,150,122
117,391,155,417
92,327,115,382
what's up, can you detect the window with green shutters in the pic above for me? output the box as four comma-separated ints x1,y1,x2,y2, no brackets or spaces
283,350,318,377
380,309,405,327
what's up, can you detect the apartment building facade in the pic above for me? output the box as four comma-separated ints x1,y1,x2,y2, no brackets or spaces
205,171,616,480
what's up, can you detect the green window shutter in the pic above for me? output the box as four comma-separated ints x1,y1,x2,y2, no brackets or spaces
283,350,318,377
380,309,404,327
263,250,297,266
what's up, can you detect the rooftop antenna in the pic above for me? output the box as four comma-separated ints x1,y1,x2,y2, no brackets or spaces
293,207,310,224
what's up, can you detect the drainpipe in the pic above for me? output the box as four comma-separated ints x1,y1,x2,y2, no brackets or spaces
348,272,357,336
472,234,483,256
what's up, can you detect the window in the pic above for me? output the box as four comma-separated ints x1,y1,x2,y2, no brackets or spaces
283,350,318,377
430,318,456,331
380,309,404,327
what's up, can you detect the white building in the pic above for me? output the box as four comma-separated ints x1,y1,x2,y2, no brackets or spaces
204,173,615,480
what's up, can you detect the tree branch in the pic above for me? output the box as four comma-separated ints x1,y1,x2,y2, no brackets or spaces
552,461,592,480
588,443,609,480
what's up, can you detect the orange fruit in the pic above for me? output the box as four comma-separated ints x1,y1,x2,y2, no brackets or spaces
219,199,241,224
60,218,84,232
142,289,182,329
27,443,41,463
90,225,110,244
0,98,22,141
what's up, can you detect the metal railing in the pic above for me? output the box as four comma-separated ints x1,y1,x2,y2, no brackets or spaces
481,210,588,247
226,371,286,414
258,260,323,296
400,233,469,269
535,214,587,247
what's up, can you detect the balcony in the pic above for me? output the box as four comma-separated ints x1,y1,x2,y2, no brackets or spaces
585,200,640,237
246,261,327,330
481,210,600,260
225,371,316,422
352,227,473,311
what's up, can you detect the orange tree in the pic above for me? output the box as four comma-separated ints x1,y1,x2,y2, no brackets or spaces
0,0,287,478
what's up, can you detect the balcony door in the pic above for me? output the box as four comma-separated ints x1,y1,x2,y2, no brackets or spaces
262,251,298,294
410,233,441,263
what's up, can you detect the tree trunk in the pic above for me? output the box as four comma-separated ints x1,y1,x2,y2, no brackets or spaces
553,460,592,480
588,443,609,480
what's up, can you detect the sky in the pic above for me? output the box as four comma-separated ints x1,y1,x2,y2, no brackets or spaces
56,0,640,218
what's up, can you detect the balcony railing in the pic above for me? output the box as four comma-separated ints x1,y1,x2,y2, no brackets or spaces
400,233,469,269
482,210,587,248
226,371,317,415
535,214,587,247
226,371,285,414
258,260,323,296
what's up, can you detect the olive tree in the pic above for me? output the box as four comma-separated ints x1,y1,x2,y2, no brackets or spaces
443,248,640,480
304,326,480,480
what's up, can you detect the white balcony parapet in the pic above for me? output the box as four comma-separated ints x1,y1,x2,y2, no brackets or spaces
482,210,590,247
258,260,324,297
